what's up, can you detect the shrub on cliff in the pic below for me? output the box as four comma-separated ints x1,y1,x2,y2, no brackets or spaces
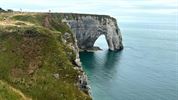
0,8,5,12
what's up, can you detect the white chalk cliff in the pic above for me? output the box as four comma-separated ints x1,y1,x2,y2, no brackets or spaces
61,13,123,51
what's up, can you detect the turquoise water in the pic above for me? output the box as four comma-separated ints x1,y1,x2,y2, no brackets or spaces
79,3,178,100
1,0,177,100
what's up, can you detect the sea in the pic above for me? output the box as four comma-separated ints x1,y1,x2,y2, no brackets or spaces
79,1,178,100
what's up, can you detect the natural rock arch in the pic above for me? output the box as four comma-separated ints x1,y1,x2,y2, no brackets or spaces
63,14,123,51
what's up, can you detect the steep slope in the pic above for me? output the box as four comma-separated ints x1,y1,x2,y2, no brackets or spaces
60,13,123,51
0,12,91,100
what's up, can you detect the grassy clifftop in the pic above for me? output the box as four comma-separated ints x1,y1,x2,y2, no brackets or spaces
0,12,91,100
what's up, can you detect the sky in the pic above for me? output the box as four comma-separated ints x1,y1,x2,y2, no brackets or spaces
0,0,177,23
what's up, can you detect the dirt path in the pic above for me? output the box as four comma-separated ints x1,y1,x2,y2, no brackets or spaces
0,80,32,100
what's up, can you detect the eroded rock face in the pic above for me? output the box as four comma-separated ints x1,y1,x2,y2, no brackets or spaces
62,14,123,51
60,13,123,96
61,32,90,94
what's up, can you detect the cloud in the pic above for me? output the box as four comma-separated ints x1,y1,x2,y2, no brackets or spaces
0,0,177,17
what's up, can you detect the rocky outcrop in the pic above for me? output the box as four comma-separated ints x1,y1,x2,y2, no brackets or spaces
72,39,91,95
62,32,90,95
61,13,123,51
60,13,123,96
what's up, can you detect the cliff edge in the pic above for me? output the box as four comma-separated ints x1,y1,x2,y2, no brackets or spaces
0,10,123,100
0,11,91,100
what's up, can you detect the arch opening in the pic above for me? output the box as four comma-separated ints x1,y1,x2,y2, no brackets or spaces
94,35,108,50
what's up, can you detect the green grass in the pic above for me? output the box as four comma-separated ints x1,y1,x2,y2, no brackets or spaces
0,81,22,100
0,12,91,100
0,80,29,100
